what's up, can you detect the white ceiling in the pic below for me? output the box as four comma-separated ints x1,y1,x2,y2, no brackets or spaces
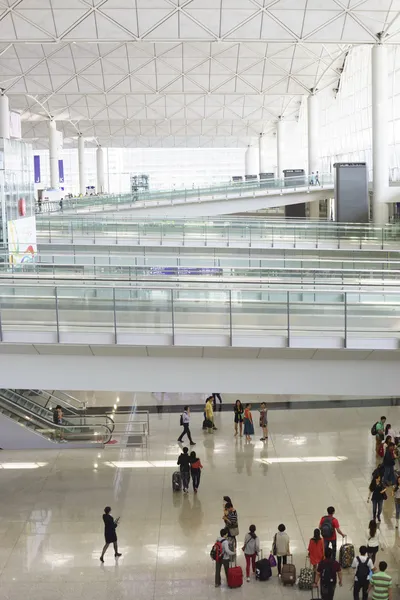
0,0,397,148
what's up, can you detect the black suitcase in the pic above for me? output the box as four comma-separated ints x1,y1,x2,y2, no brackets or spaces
172,471,182,491
255,556,272,581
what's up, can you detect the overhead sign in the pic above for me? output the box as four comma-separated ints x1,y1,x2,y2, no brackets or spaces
8,215,37,264
58,159,64,183
34,155,40,183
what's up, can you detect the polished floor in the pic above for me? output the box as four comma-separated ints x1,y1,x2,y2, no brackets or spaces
0,405,400,600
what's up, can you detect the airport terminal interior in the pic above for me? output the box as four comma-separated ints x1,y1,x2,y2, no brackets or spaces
3,1,400,599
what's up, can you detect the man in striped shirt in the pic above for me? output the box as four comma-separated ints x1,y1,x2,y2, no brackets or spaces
369,561,392,600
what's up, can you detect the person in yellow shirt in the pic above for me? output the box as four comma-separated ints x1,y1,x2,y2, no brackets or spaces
205,396,217,433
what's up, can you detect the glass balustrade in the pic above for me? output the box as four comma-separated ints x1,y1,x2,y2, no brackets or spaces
1,283,400,346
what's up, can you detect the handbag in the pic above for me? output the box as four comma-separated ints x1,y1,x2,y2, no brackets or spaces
229,526,239,537
272,533,277,556
268,553,277,567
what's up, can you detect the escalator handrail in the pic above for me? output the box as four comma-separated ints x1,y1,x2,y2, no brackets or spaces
0,393,113,443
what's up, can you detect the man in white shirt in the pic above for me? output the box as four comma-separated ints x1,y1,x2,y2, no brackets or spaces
178,405,196,445
352,545,374,600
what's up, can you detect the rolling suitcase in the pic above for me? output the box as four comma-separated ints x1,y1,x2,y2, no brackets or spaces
255,550,272,581
281,555,296,586
298,557,314,590
227,558,243,589
339,536,354,568
172,471,182,491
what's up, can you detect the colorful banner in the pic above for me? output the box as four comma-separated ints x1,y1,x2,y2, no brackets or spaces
58,159,64,184
8,216,37,264
34,155,40,183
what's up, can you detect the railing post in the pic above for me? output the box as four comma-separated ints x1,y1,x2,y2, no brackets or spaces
381,226,384,250
55,287,60,343
229,289,233,346
0,311,3,342
287,291,290,347
344,292,348,349
113,287,117,344
171,289,175,345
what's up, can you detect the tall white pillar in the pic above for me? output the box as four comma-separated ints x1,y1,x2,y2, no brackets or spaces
78,134,86,195
277,118,284,179
259,133,269,175
245,145,259,178
372,44,389,225
308,93,320,219
48,120,58,189
0,95,9,139
96,145,105,194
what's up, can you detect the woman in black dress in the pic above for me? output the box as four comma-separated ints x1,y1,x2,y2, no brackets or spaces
100,506,122,562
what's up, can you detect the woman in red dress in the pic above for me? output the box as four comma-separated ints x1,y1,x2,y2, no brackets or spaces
307,528,324,579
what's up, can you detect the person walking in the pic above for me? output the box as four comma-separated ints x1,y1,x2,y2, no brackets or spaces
315,171,320,185
308,528,325,577
189,450,203,493
315,547,342,600
100,506,122,562
367,519,383,565
375,416,387,455
272,523,290,576
351,545,374,600
213,393,222,406
368,473,387,522
214,528,236,587
319,506,345,561
392,474,400,528
243,403,254,442
205,396,216,433
259,402,268,441
177,446,191,494
234,399,244,437
242,524,260,582
383,442,396,486
178,405,196,445
369,561,392,600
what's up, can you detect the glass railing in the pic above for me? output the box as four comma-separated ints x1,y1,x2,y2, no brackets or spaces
35,216,400,250
3,261,400,289
35,173,334,214
0,392,113,444
1,283,400,346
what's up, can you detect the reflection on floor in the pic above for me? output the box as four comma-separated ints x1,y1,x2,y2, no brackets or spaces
0,406,399,600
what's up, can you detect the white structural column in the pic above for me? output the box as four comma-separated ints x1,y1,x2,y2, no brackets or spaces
0,94,9,139
276,118,284,179
308,93,320,219
78,134,86,195
96,145,105,194
244,144,259,178
372,44,389,225
259,133,269,175
48,120,59,189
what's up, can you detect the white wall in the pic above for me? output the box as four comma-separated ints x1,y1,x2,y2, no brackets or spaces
1,355,400,396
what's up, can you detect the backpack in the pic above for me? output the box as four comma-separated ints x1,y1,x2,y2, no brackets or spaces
355,557,370,584
180,414,183,426
321,562,335,586
320,516,334,539
371,422,378,436
210,540,223,562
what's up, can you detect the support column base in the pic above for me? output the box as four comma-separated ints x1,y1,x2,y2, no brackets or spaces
308,200,319,220
373,203,389,225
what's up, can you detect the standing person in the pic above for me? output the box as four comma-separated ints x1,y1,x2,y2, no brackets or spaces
367,519,383,565
259,402,268,441
310,172,315,185
272,523,290,577
383,443,396,486
308,528,325,577
177,446,191,494
319,506,345,561
214,528,236,588
315,547,342,600
242,524,260,582
177,405,196,446
205,396,216,433
351,545,374,600
315,171,320,185
243,403,254,442
99,506,121,562
392,474,400,528
375,416,387,455
368,473,387,522
189,450,203,493
223,500,239,549
369,562,392,600
234,399,244,437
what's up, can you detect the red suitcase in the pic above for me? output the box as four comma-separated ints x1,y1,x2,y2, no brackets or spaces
228,564,243,589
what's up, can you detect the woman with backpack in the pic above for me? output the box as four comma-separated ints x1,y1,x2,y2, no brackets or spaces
368,473,387,522
242,524,260,582
243,403,254,442
308,528,325,577
366,519,383,564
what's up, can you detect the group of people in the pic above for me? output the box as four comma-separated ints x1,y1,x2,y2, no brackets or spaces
372,415,400,526
213,500,393,600
177,446,203,493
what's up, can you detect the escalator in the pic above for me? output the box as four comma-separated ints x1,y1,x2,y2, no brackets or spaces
0,390,114,449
